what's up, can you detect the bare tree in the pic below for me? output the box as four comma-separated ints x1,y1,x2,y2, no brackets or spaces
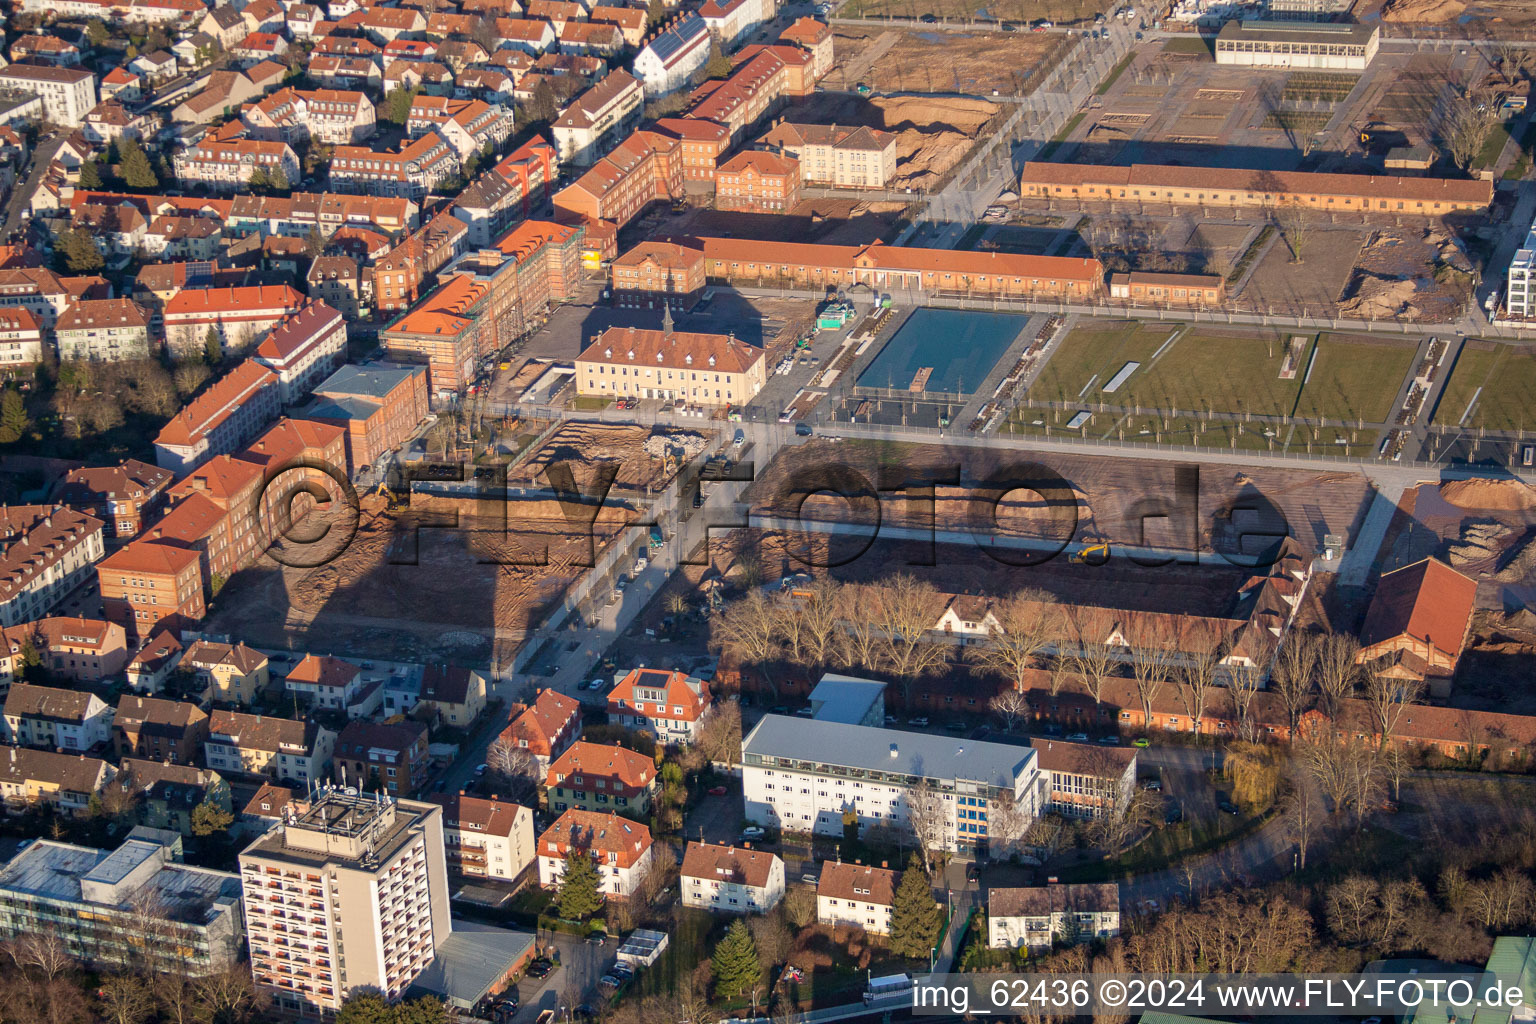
1271,632,1318,742
1314,633,1361,720
795,578,844,667
989,689,1030,732
1126,620,1176,734
1440,88,1502,171
696,701,743,767
1090,788,1152,857
712,591,784,694
1175,623,1225,743
1227,661,1266,743
1061,605,1121,709
783,885,817,928
1024,814,1072,866
749,911,794,971
966,588,1061,692
1275,198,1313,264
5,931,74,983
1281,756,1321,871
191,965,264,1024
1362,671,1424,749
485,738,540,805
873,574,951,698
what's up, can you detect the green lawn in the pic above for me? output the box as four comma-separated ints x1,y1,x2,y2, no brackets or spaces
1292,334,1417,424
1474,119,1514,172
1433,341,1536,432
1026,321,1173,404
1096,52,1136,95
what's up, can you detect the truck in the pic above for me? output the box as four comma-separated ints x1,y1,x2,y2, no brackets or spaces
649,525,664,549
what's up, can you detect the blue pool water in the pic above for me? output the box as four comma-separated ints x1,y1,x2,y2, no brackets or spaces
856,308,1029,395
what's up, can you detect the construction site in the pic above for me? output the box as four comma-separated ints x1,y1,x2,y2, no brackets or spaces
208,422,714,666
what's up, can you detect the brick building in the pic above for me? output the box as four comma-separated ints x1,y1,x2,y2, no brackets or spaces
715,150,799,213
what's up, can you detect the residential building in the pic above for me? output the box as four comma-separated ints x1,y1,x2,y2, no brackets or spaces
681,841,784,914
553,129,683,232
576,323,766,407
1108,271,1227,307
1214,19,1379,70
307,255,364,319
309,55,385,91
758,122,895,189
816,860,898,934
427,792,535,882
181,639,269,705
333,719,430,796
633,14,710,97
715,150,800,212
450,168,527,249
11,35,83,66
284,653,371,716
54,298,152,362
742,716,1043,854
551,70,643,166
1508,218,1536,318
0,834,244,972
654,116,730,181
0,746,114,815
559,21,625,58
225,192,419,240
2,683,114,751
172,69,265,125
0,307,44,367
536,809,654,898
55,462,172,541
330,133,459,199
0,267,75,327
112,696,210,764
0,65,97,126
685,48,796,142
250,301,348,403
125,632,183,694
545,741,657,815
173,137,301,193
1017,161,1491,214
205,710,336,786
0,617,129,686
163,284,307,356
778,17,833,79
1027,739,1136,819
1356,557,1477,698
300,363,430,476
0,505,106,629
97,539,205,641
589,5,647,47
154,361,280,473
606,667,712,744
368,207,470,313
418,664,488,728
700,0,774,48
610,240,706,309
111,758,230,833
500,688,582,774
987,883,1121,950
239,789,451,1014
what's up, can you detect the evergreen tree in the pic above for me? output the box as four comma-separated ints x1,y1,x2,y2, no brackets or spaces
556,848,603,920
203,326,223,366
889,853,943,959
705,40,732,79
120,142,158,190
15,638,40,678
86,19,110,47
0,389,29,444
393,997,450,1024
383,87,418,125
268,166,290,192
191,799,234,836
77,159,103,190
335,993,393,1024
248,166,272,193
842,807,859,849
710,918,759,999
59,228,104,273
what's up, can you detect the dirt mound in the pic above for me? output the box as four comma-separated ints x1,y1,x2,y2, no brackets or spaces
873,95,997,134
1442,477,1536,510
1447,520,1513,567
1383,0,1465,20
1339,277,1420,320
891,128,973,189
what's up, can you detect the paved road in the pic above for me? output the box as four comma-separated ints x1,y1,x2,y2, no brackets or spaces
1,135,64,239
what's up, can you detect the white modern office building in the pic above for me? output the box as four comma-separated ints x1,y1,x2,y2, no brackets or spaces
1214,20,1379,70
1507,218,1536,318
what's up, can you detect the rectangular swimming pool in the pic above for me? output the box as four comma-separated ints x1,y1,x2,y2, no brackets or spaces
856,308,1030,396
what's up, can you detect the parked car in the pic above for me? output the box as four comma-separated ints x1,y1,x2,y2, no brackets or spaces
1164,804,1183,825
1141,778,1162,792
474,764,487,776
1065,732,1090,742
740,826,766,840
1218,800,1241,815
708,785,728,796
908,717,930,726
801,873,819,885
526,959,555,980
1097,735,1121,745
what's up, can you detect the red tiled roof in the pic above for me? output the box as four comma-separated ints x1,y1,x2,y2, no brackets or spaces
1360,557,1478,662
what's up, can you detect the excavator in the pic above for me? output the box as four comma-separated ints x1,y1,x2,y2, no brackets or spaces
1070,542,1110,566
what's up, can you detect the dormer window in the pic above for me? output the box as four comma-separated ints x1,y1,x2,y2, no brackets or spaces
708,355,716,366
684,354,692,364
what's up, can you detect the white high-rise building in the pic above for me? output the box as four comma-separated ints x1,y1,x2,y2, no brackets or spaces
238,788,451,1016
741,715,1045,856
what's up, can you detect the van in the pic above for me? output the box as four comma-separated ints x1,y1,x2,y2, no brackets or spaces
795,422,813,436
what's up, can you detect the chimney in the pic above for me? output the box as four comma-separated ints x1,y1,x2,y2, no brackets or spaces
881,860,888,868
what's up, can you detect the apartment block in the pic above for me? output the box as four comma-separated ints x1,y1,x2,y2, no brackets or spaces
205,710,336,787
758,122,895,189
54,298,152,362
334,719,429,796
428,792,535,882
330,133,460,200
681,841,784,914
816,860,897,934
0,746,114,815
551,70,643,166
0,505,106,629
163,284,307,357
633,14,710,98
112,695,209,764
0,64,97,126
742,716,1043,854
500,688,582,774
536,809,654,898
240,789,451,1014
54,459,172,540
0,617,128,687
0,307,44,367
2,683,113,751
97,539,206,641
250,301,348,403
173,137,301,193
545,741,657,815
181,639,269,705
987,883,1121,950
152,360,281,473
610,240,707,309
715,150,799,213
300,363,430,477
